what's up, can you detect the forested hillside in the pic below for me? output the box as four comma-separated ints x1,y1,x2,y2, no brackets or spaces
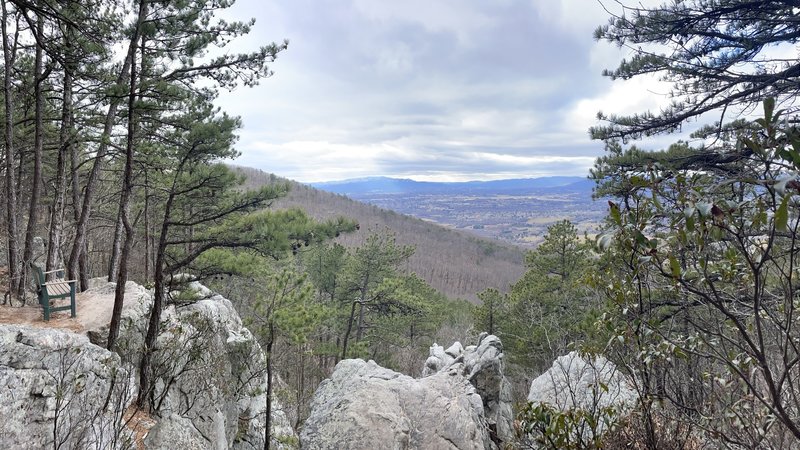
235,166,525,301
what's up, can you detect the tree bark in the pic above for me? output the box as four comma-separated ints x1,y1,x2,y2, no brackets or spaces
20,12,45,299
69,110,88,287
2,1,21,297
137,178,176,411
107,214,124,282
46,48,72,274
264,321,274,450
108,23,143,350
340,299,358,361
66,0,146,289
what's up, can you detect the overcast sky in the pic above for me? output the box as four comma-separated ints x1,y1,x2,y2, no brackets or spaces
215,0,678,183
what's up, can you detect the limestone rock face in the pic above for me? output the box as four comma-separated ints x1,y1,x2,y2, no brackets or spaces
423,333,514,444
300,359,491,450
527,351,637,439
527,351,636,413
0,280,295,450
301,333,514,449
0,325,129,449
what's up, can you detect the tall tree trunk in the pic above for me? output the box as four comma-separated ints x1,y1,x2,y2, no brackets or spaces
340,300,359,361
107,214,124,282
354,282,368,342
2,1,21,297
138,182,175,411
47,48,73,273
264,322,274,450
136,133,170,400
108,26,143,350
69,112,87,286
355,302,365,342
67,1,146,289
20,12,45,299
144,180,150,282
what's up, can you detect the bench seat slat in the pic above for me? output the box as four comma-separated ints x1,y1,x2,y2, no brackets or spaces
50,283,69,296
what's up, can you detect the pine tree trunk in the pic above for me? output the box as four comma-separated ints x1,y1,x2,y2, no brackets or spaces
108,26,143,350
20,13,45,299
138,184,175,411
69,114,88,289
67,2,145,288
264,322,274,450
46,57,73,274
341,300,358,360
2,1,21,297
107,215,124,282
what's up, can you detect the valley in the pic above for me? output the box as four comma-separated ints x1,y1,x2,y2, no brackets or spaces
313,176,607,247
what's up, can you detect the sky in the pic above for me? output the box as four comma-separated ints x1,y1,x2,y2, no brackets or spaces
215,0,679,183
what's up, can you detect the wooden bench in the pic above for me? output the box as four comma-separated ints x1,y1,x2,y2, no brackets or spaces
30,263,77,321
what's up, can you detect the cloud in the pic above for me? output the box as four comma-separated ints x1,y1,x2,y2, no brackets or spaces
215,0,687,182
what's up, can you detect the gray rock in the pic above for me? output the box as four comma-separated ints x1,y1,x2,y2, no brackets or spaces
527,351,637,438
0,325,131,450
422,333,514,444
300,359,492,450
0,279,296,450
527,351,636,411
92,280,297,450
301,334,514,449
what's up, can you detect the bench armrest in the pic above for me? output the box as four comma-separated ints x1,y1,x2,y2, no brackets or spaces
43,279,77,286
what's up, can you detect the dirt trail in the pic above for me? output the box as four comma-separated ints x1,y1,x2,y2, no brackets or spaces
0,280,132,334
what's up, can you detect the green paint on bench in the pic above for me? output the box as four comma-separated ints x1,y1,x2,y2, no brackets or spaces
30,263,77,321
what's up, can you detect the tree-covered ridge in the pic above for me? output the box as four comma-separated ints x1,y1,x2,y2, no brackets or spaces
235,166,527,302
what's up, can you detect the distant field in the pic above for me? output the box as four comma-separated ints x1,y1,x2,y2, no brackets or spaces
335,190,607,248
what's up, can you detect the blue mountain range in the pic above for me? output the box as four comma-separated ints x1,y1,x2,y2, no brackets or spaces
311,176,594,196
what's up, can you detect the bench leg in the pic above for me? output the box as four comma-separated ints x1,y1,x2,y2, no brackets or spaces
70,286,76,318
43,295,50,321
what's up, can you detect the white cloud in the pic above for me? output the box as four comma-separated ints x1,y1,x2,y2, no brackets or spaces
566,74,673,136
215,0,701,182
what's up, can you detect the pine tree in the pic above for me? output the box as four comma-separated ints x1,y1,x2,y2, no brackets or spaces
592,0,800,141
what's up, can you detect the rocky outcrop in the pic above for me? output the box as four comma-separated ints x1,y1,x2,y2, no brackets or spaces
527,351,637,438
300,358,491,450
300,333,514,449
0,279,295,450
0,325,130,449
527,351,636,413
423,333,514,444
134,282,295,450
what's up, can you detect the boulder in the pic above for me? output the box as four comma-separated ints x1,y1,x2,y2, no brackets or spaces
527,351,637,437
135,281,296,450
0,325,130,449
527,351,636,412
300,359,492,450
0,279,296,450
301,333,514,449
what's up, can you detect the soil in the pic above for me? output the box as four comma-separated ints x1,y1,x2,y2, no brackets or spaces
0,274,124,334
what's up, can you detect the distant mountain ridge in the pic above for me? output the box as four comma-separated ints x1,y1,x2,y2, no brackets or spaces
312,176,593,196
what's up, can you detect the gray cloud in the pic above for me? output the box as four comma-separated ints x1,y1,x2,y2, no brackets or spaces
216,0,674,182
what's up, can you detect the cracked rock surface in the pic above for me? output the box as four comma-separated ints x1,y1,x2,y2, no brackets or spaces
301,333,514,450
